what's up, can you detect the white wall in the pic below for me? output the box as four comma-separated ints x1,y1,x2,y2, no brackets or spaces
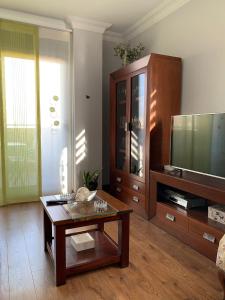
130,0,225,114
73,29,103,188
102,40,121,185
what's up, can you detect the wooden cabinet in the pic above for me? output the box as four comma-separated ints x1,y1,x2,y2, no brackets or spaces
150,170,225,261
110,54,182,218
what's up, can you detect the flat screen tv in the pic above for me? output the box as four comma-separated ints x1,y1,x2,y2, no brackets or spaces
171,113,225,179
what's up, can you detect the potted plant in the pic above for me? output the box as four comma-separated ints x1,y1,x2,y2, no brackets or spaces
83,170,100,191
114,43,145,66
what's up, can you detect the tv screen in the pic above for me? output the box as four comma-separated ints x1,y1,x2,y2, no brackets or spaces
171,113,225,179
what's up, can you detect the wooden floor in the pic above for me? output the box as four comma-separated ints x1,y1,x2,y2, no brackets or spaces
0,202,222,300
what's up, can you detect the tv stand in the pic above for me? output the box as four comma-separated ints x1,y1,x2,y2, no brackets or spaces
150,170,225,261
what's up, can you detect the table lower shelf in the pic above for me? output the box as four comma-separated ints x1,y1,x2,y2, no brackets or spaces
47,230,121,276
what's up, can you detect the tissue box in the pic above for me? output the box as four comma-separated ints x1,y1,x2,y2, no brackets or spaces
208,205,225,225
71,233,95,252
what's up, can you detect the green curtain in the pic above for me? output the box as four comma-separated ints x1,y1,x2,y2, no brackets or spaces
0,20,41,206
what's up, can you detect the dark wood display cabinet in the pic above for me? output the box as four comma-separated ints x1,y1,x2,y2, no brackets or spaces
150,170,225,261
109,54,182,218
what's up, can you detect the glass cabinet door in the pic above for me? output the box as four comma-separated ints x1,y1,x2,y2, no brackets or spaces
130,73,145,178
116,80,127,171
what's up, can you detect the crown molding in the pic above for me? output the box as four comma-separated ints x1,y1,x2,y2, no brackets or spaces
125,0,191,41
0,1,191,39
103,30,124,43
66,16,111,34
0,7,71,31
39,27,70,41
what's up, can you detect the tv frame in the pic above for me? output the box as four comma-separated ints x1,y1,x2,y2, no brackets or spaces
169,112,225,181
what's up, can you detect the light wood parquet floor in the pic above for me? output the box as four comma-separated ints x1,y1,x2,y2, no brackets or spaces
0,202,222,300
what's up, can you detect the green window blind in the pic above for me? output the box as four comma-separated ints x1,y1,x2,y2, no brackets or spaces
0,19,41,205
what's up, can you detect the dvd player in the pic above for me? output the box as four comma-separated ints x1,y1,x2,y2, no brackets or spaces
161,189,206,209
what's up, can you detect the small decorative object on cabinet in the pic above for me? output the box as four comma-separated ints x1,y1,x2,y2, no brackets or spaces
110,54,182,218
208,205,225,225
114,43,145,66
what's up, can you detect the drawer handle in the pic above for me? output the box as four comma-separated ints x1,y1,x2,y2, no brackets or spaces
166,213,175,222
132,196,139,203
116,177,122,183
132,184,139,191
116,187,121,193
203,232,215,243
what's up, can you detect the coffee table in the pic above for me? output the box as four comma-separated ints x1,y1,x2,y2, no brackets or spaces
41,190,133,286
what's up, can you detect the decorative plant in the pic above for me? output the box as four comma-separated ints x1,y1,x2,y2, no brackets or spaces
83,170,100,191
114,43,145,66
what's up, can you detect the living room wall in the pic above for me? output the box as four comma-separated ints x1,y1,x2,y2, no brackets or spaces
130,0,225,114
102,0,225,185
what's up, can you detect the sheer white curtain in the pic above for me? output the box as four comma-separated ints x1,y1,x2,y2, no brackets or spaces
39,28,72,195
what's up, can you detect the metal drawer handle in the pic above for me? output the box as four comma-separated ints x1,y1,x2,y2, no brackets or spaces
116,187,121,193
203,232,215,243
132,196,139,203
116,177,122,183
166,213,175,222
132,184,139,191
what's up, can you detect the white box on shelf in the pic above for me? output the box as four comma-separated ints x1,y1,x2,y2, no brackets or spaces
208,205,225,225
70,233,95,252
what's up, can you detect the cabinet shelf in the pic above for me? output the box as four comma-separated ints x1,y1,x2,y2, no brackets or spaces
119,149,126,153
132,127,145,131
118,101,126,105
132,96,144,102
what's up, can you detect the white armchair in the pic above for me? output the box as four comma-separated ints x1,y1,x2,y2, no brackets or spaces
217,235,225,300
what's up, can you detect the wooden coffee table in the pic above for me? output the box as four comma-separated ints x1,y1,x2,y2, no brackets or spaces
41,190,133,286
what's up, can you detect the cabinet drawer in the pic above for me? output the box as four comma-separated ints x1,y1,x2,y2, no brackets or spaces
124,190,145,208
156,202,188,232
126,180,145,195
189,219,223,247
111,173,125,184
112,184,144,205
110,182,147,218
111,184,124,196
111,172,145,195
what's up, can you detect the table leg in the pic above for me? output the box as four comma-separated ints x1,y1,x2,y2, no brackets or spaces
97,223,104,232
43,209,52,252
54,225,66,286
118,213,130,268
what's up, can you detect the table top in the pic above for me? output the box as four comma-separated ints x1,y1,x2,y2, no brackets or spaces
40,190,133,225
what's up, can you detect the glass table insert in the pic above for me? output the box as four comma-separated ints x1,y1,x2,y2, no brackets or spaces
63,195,118,221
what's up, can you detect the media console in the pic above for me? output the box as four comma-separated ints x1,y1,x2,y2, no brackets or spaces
150,170,225,261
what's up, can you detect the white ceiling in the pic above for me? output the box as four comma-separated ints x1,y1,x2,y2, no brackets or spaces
0,0,163,32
